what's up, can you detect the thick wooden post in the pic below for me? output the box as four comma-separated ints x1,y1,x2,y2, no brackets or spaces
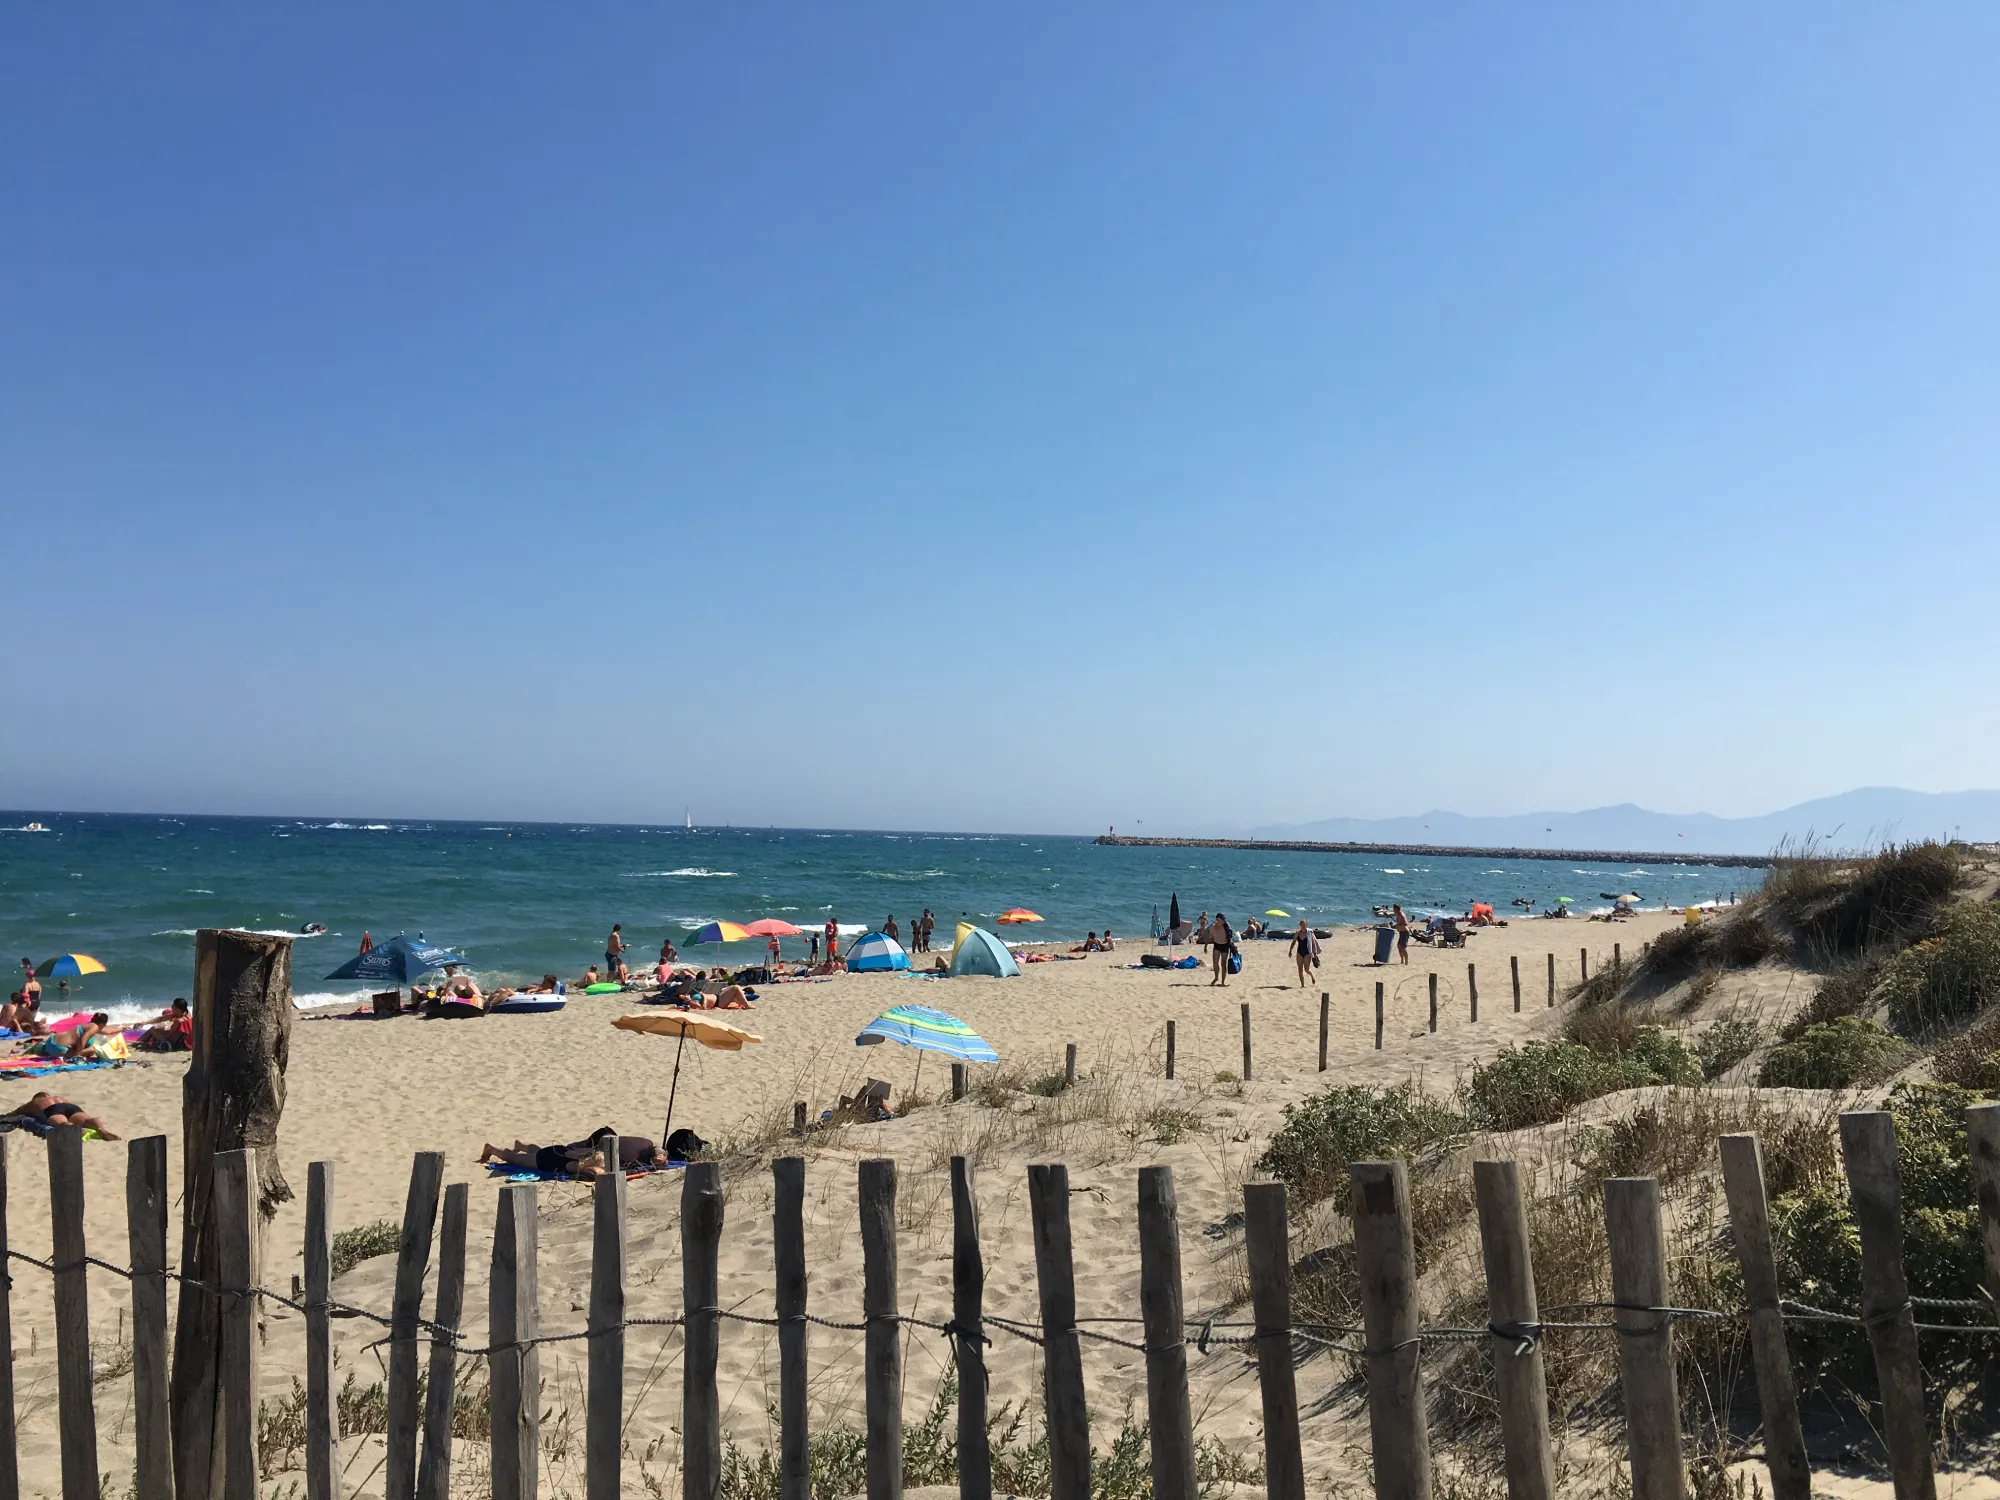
1028,1164,1091,1500
1244,1183,1306,1500
1967,1104,2000,1308
1165,1020,1176,1079
1546,953,1555,1007
214,1149,259,1500
1468,962,1478,1023
1376,981,1385,1049
681,1163,723,1500
859,1160,903,1500
128,1136,173,1500
1580,948,1589,982
1839,1112,1936,1500
951,1064,968,1102
587,1155,628,1500
1137,1169,1197,1500
1241,1003,1252,1080
1718,1136,1811,1500
952,1158,990,1500
490,1184,540,1500
304,1163,339,1500
1614,942,1622,971
1351,1161,1430,1500
173,928,294,1500
1604,1178,1685,1500
1065,1043,1078,1087
1473,1161,1555,1500
773,1158,810,1500
0,1138,16,1500
1319,992,1330,1072
1428,972,1438,1033
387,1153,445,1500
417,1184,468,1500
48,1125,100,1500
1511,955,1521,1013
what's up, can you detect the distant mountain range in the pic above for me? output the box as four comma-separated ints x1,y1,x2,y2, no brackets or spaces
1240,787,2000,857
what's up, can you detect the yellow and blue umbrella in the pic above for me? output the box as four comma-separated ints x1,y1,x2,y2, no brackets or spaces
857,1004,997,1098
36,954,107,978
681,921,752,945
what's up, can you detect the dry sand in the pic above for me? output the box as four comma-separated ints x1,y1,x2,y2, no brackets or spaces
5,910,1993,1499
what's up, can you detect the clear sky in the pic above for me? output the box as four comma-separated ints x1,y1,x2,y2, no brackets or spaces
4,5,1996,833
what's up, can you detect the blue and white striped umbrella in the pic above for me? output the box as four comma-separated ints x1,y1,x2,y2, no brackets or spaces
856,1005,998,1063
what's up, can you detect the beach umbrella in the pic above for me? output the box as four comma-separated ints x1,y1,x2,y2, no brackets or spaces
323,935,463,985
1169,893,1181,931
612,1012,763,1143
35,954,107,978
742,918,802,937
1265,910,1290,918
995,909,1043,925
682,921,753,945
856,1003,997,1094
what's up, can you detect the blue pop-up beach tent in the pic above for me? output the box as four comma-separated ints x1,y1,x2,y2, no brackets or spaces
845,932,910,972
323,935,464,985
949,925,1019,978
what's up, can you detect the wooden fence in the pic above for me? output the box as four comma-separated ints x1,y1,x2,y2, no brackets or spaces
8,1103,2000,1500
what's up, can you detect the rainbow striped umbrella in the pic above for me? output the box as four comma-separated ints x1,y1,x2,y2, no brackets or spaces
36,954,107,978
681,921,752,945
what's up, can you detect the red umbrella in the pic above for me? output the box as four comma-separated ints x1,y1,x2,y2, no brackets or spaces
743,918,803,937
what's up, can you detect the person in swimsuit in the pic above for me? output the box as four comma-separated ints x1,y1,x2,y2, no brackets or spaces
7,1093,119,1139
1290,920,1319,988
1209,914,1234,987
606,925,627,982
63,1013,113,1058
476,1142,609,1179
1393,904,1410,965
824,918,839,961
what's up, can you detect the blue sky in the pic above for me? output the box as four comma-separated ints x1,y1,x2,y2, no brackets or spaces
3,4,1996,832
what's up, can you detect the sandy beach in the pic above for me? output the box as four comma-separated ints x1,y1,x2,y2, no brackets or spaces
6,909,1993,1499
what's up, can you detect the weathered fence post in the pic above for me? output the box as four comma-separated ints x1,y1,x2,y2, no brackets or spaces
859,1159,903,1500
951,1157,990,1500
1604,1178,1685,1500
773,1158,810,1500
1614,942,1622,971
587,1150,628,1500
1580,947,1589,982
1138,1168,1197,1500
1511,954,1521,1013
1165,1020,1176,1079
1241,1003,1252,1080
1319,992,1330,1072
49,1125,100,1500
1468,962,1478,1023
1839,1112,1936,1500
490,1183,540,1500
128,1135,173,1500
417,1183,468,1500
1428,972,1438,1033
1967,1104,2000,1307
1375,981,1384,1050
1718,1135,1812,1500
1028,1164,1091,1500
793,1101,809,1135
1473,1161,1555,1500
1243,1183,1306,1500
1350,1160,1431,1500
304,1162,339,1500
0,1138,17,1500
214,1149,259,1500
387,1152,445,1500
952,1064,968,1102
1065,1043,1078,1087
682,1163,722,1500
1546,952,1555,1007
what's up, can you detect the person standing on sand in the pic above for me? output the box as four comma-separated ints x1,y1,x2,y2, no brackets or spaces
1290,919,1318,988
809,931,820,963
921,910,935,953
824,917,839,962
765,930,782,970
606,924,628,982
1393,905,1410,965
1195,914,1211,953
1208,913,1234,987
885,914,900,944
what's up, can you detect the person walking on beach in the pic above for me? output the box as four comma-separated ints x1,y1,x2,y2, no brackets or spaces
885,914,900,944
1392,904,1410,965
606,924,627,982
1208,913,1234,987
1290,919,1318,988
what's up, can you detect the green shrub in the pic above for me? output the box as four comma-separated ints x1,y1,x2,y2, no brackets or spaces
1769,1083,1991,1394
1255,1082,1466,1207
1625,1026,1703,1086
1756,1017,1909,1089
1778,959,1880,1042
329,1220,401,1281
1642,913,1775,980
1760,839,1962,960
1696,1018,1761,1080
1930,1008,2000,1093
1461,1029,1695,1132
1880,900,2000,1032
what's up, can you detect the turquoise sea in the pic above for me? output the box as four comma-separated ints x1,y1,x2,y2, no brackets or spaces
0,812,1761,1020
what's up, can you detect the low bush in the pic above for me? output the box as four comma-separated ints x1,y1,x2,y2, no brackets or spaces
1461,1029,1698,1132
1778,959,1881,1042
1930,1008,2000,1092
1761,839,1963,961
329,1220,400,1281
1756,1016,1909,1089
1880,900,2000,1033
1696,1018,1761,1080
1562,996,1645,1055
1643,913,1777,981
1255,1081,1466,1207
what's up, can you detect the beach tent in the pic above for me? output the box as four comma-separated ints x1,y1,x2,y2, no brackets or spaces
950,925,1019,979
846,932,910,972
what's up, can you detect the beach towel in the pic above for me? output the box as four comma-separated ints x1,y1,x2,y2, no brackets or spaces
0,1057,120,1079
483,1160,684,1184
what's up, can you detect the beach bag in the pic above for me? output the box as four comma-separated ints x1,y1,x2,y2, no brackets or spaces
1227,950,1242,975
665,1128,708,1163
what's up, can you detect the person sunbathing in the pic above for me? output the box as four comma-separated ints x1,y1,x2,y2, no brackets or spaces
713,984,754,1010
6,1093,119,1139
476,1141,609,1179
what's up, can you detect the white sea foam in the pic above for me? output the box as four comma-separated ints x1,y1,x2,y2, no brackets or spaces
1381,868,1404,875
625,868,737,878
858,870,948,882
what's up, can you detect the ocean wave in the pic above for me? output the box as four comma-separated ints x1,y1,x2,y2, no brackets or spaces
625,868,737,878
857,870,949,882
1381,868,1404,875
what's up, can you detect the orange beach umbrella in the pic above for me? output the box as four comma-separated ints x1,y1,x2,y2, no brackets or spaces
995,909,1043,925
